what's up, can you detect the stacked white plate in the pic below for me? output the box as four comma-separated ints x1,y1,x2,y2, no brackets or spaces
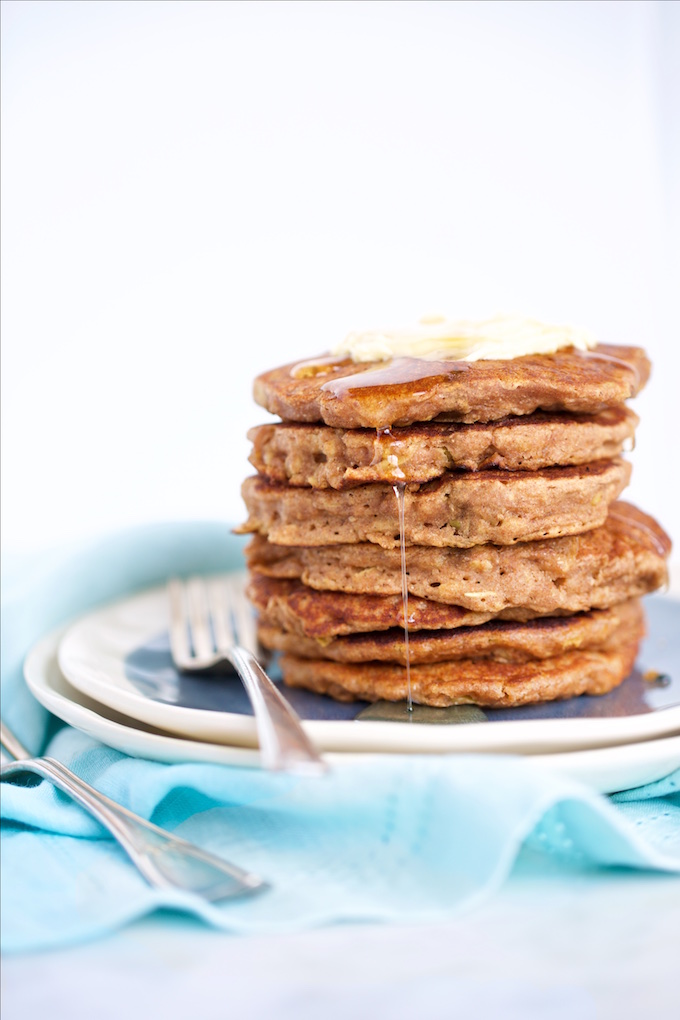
25,574,680,793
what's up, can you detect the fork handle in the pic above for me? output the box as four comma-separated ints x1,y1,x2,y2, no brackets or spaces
227,647,328,774
1,756,171,883
0,756,265,899
0,721,31,761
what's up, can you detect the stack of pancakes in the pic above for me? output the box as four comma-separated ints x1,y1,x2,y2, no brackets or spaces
238,342,671,708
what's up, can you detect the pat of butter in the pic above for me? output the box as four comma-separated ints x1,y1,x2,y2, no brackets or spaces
332,313,597,363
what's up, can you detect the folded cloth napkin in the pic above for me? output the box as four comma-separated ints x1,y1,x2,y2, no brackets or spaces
2,523,679,954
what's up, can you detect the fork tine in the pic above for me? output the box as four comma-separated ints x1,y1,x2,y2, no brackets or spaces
168,578,192,668
186,577,215,660
169,575,327,773
207,576,235,650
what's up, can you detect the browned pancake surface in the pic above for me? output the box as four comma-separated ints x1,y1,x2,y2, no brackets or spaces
258,599,642,665
248,408,638,488
247,574,533,637
253,344,650,428
245,502,670,615
239,459,631,548
279,626,642,707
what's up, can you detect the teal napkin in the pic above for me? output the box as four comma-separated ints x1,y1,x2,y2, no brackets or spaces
2,523,679,954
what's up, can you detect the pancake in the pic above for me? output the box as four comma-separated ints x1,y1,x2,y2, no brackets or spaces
253,344,650,428
248,407,639,488
247,574,542,637
257,599,642,665
239,459,631,548
279,625,643,707
245,502,670,615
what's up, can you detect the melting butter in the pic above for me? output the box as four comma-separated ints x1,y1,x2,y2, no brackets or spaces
332,313,597,363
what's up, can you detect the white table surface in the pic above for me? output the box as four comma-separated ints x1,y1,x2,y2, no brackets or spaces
4,848,680,1020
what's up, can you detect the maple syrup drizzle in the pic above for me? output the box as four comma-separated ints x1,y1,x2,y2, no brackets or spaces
573,348,641,389
320,356,470,397
290,355,352,379
643,670,671,687
296,348,639,394
393,481,413,712
372,426,406,482
606,507,669,558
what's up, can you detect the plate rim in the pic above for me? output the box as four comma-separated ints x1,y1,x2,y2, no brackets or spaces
55,580,680,755
24,626,680,794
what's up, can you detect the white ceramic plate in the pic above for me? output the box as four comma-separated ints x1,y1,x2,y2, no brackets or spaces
55,578,680,754
26,627,680,793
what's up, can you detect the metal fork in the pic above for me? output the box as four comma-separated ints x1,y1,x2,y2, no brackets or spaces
0,720,267,901
167,575,327,775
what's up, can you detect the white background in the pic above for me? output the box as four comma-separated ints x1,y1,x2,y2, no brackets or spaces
3,8,680,1014
2,0,679,559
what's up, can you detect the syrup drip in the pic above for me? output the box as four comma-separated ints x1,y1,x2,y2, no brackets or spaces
372,426,406,481
607,507,669,558
393,481,413,713
290,355,351,379
321,356,470,398
643,670,671,687
573,348,641,389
